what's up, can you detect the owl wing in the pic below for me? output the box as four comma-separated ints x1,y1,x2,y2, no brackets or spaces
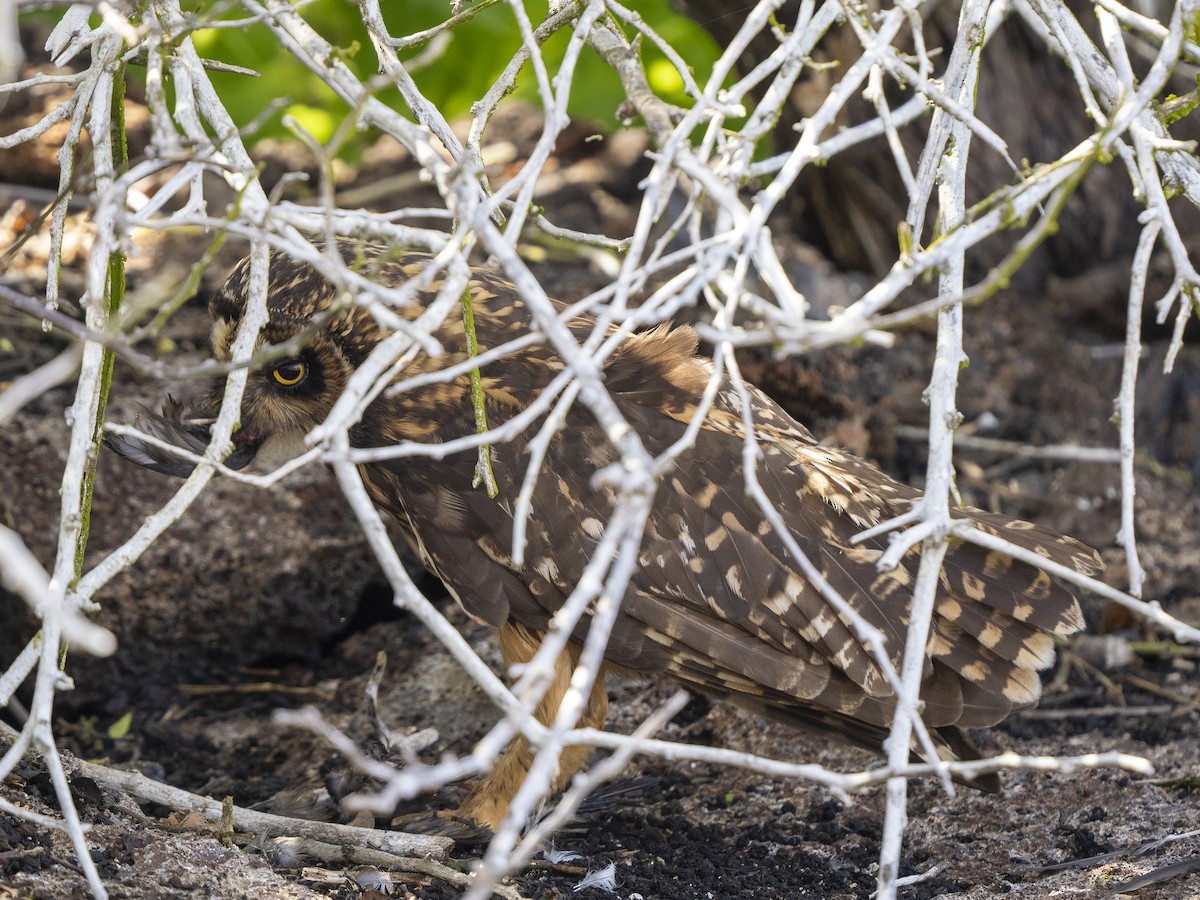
365,322,1100,747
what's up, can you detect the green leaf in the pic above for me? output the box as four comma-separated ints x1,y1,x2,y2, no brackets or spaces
107,711,133,740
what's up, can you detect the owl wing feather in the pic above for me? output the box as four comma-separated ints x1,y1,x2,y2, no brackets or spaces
358,302,1100,758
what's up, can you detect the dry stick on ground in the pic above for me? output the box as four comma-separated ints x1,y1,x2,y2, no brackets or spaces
70,755,451,860
891,426,1124,465
0,721,449,861
1,720,530,899
75,749,533,896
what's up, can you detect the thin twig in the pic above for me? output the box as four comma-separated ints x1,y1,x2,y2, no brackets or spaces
73,755,452,860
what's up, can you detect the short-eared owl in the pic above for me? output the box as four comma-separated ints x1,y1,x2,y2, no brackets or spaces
110,243,1101,830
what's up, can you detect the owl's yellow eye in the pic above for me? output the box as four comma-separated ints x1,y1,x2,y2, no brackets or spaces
271,360,307,387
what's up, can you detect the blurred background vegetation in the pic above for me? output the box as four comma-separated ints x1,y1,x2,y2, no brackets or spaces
179,0,722,152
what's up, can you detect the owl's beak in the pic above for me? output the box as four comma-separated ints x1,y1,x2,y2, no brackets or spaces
105,397,263,477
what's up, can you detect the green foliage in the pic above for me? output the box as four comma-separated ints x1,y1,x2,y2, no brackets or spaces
184,0,720,148
107,711,134,739
75,61,127,590
1159,77,1200,127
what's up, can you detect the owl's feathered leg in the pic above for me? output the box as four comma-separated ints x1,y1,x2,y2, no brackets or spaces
457,622,609,831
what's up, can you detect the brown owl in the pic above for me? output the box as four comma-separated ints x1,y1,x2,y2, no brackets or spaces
109,242,1101,830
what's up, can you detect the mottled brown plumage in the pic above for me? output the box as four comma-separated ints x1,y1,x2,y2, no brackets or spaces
110,243,1102,829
